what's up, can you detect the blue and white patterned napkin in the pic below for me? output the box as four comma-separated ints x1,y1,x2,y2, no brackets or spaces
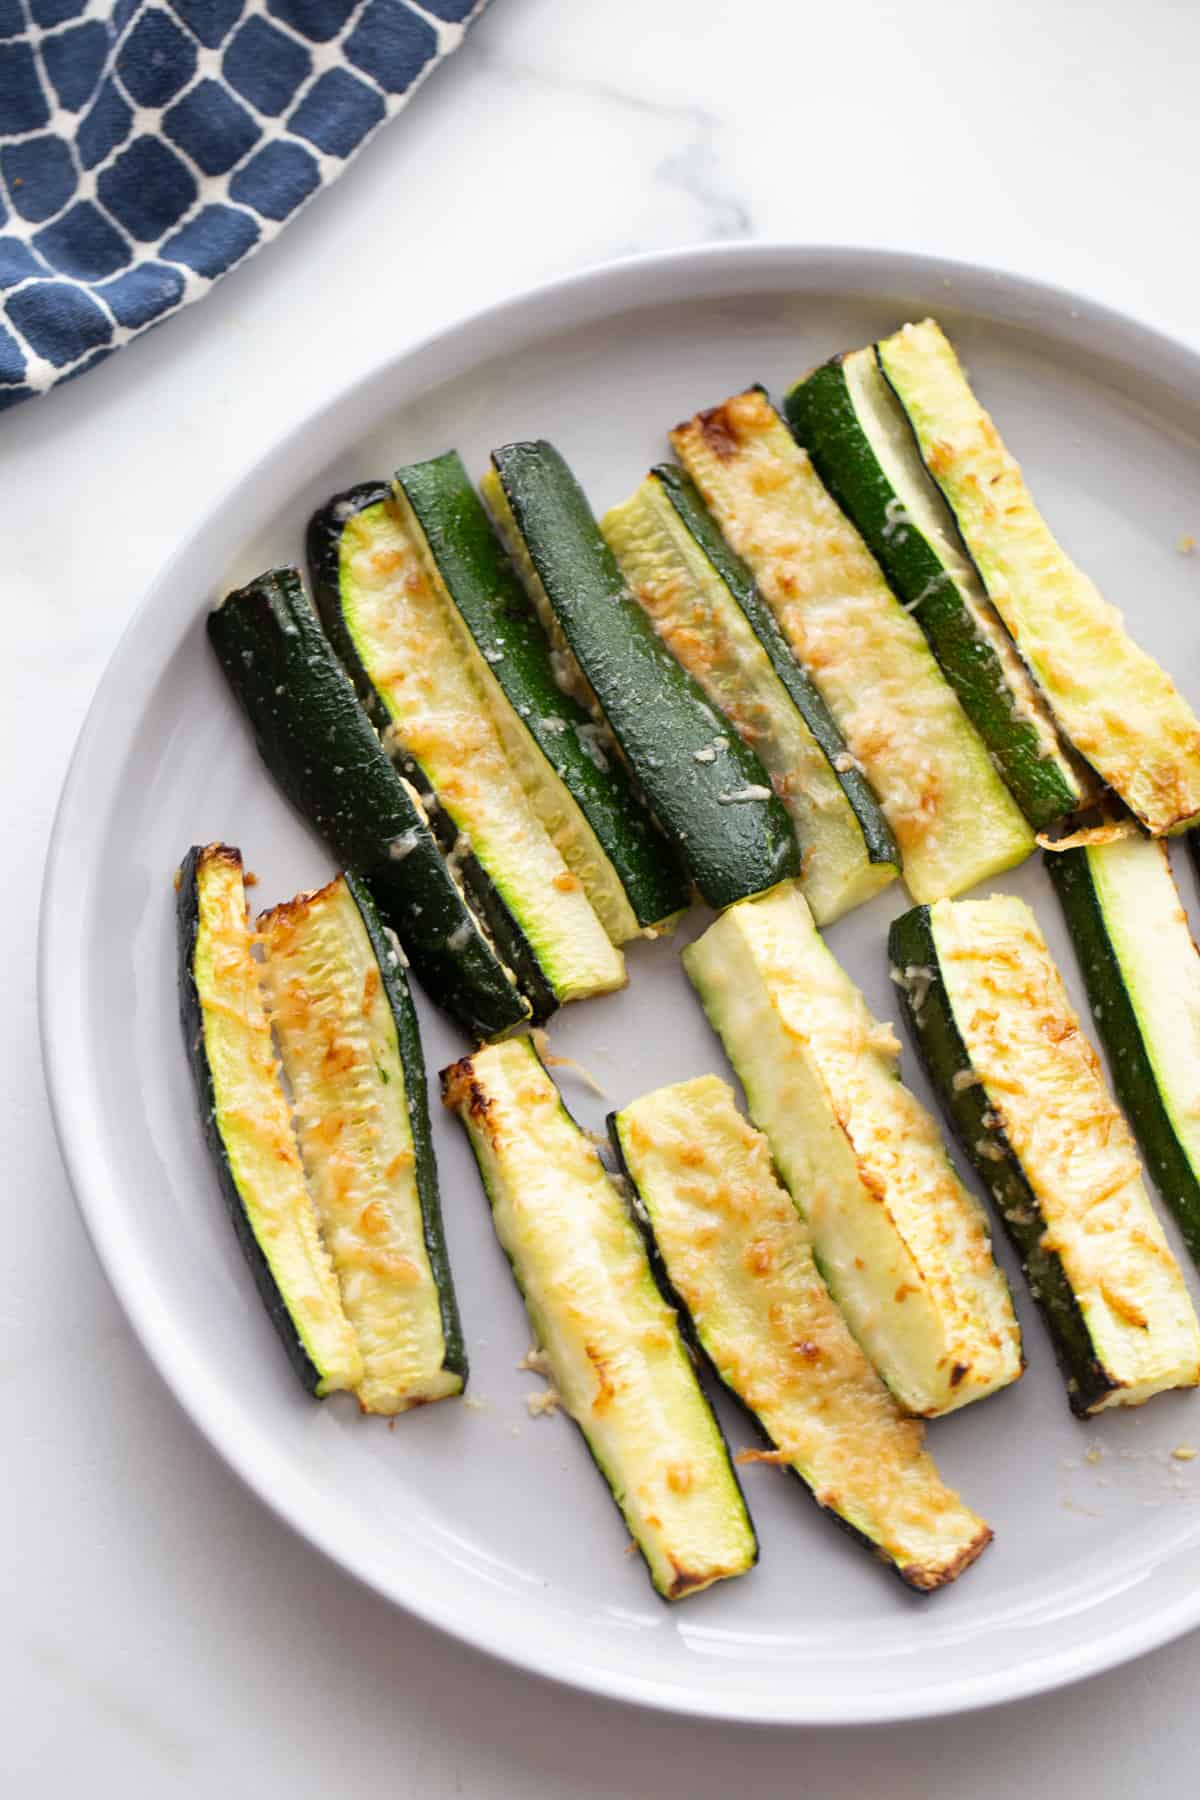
0,0,487,411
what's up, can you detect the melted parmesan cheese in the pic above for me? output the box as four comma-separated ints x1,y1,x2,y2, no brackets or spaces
880,320,1200,835
260,877,458,1414
602,478,897,923
339,500,624,1003
442,1038,755,1598
671,390,1033,899
193,849,361,1395
683,882,1022,1416
931,892,1200,1405
616,1076,991,1588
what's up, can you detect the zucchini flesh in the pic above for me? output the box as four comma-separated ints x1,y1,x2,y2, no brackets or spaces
308,488,625,1013
485,442,800,913
260,874,465,1413
671,388,1034,901
890,894,1200,1413
601,468,899,925
683,881,1022,1417
785,349,1087,831
395,452,688,938
612,1076,992,1590
208,568,529,1044
441,1037,756,1600
1048,836,1200,1268
877,319,1200,836
176,844,362,1397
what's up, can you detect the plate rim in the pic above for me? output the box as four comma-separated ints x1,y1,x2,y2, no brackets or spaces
38,240,1200,1725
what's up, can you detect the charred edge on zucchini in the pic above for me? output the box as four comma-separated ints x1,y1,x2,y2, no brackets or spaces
177,843,362,1397
260,872,466,1412
486,440,800,913
207,566,529,1043
308,485,625,1017
1048,837,1200,1268
307,490,553,1020
440,1036,758,1600
395,450,689,937
609,1075,992,1591
784,350,1086,830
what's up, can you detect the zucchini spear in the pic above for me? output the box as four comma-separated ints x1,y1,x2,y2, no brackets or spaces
891,893,1200,1413
612,1075,993,1591
177,843,362,1397
785,346,1087,831
877,318,1200,836
260,872,466,1413
1048,834,1200,1270
308,485,626,1019
602,465,899,924
208,568,530,1044
483,441,800,912
442,1036,757,1600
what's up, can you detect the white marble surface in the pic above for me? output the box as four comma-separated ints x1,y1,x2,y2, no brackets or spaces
7,0,1200,1788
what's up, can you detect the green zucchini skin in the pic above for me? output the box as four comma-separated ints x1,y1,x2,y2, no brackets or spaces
395,451,689,930
345,871,468,1383
785,357,1079,832
1047,845,1200,1267
888,904,1112,1415
207,566,529,1043
307,486,559,1024
177,844,323,1395
651,463,899,871
489,441,800,913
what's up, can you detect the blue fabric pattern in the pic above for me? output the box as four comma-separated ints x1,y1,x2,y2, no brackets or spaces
0,0,488,410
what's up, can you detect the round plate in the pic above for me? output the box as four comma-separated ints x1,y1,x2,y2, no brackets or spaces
40,245,1200,1723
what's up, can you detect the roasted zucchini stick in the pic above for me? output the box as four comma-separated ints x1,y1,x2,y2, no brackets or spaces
208,568,529,1044
890,893,1200,1413
684,881,1022,1417
177,844,362,1397
602,466,899,924
671,388,1034,901
441,1037,757,1600
785,346,1088,831
260,874,465,1413
309,486,625,1017
877,319,1200,836
612,1075,993,1591
1048,835,1200,1269
484,441,800,912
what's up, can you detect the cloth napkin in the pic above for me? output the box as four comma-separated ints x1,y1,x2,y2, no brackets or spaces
0,0,487,411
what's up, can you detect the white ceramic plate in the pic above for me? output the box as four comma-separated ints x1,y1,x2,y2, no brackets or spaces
40,245,1200,1724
